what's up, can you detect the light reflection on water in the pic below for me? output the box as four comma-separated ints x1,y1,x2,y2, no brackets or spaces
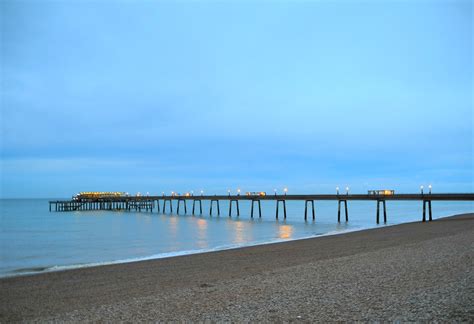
278,224,293,240
196,218,208,249
0,199,472,277
168,216,178,237
229,220,246,244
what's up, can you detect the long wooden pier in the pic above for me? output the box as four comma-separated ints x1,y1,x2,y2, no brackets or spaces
49,193,474,223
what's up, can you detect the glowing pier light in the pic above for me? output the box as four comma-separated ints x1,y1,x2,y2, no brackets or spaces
336,187,340,195
346,187,349,195
428,184,432,194
420,185,424,194
228,189,231,196
237,188,241,195
284,187,288,195
201,190,204,196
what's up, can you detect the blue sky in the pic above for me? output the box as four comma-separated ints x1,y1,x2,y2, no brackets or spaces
1,0,472,198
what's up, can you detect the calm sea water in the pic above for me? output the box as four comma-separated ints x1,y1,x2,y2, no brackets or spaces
0,198,472,277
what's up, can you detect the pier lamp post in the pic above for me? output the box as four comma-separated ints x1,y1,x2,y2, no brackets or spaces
336,187,340,195
228,189,231,196
237,189,241,196
420,186,424,195
346,187,349,195
274,189,277,196
428,185,432,194
171,191,174,197
146,192,149,197
162,192,165,197
191,190,194,196
201,190,204,196
284,187,288,195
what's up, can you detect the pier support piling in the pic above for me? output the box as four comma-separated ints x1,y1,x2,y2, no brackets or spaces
155,200,160,213
251,200,262,218
229,199,240,217
276,199,287,219
338,200,349,222
163,199,173,213
304,200,315,221
177,199,187,214
422,200,433,222
210,199,220,216
192,199,203,215
376,200,387,224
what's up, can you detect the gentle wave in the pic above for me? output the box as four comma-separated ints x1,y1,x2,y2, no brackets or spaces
2,226,365,278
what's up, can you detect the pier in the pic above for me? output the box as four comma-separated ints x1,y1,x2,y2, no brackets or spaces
49,193,474,223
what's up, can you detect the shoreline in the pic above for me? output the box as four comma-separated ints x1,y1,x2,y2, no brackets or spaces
1,213,473,321
2,211,463,280
1,222,365,279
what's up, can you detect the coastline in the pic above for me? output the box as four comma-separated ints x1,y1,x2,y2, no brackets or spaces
0,224,364,279
1,213,473,321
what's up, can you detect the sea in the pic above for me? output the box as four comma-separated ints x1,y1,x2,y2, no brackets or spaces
0,198,472,278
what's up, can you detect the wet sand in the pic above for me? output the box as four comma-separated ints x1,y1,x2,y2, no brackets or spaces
1,213,473,322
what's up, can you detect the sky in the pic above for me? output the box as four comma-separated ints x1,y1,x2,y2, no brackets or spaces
0,0,472,198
